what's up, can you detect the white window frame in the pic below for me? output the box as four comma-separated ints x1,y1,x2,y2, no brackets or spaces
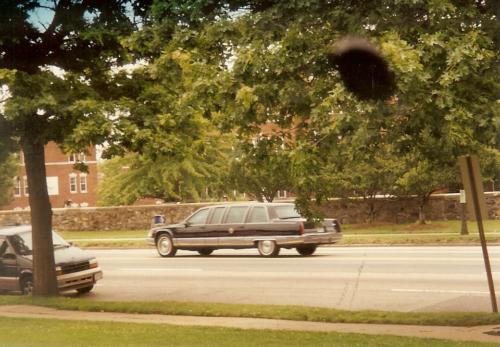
13,177,21,197
23,176,28,196
79,174,88,193
68,154,76,163
79,152,87,162
69,174,78,193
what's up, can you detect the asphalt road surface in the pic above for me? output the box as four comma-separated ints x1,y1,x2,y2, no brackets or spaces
81,246,500,312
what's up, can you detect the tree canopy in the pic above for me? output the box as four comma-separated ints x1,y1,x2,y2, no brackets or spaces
190,0,500,219
0,0,150,296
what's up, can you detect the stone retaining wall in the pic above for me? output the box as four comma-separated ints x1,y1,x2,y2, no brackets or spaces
0,193,498,231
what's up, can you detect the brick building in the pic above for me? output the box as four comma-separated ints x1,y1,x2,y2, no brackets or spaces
1,142,98,210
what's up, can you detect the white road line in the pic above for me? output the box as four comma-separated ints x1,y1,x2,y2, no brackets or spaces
391,288,499,295
119,268,203,272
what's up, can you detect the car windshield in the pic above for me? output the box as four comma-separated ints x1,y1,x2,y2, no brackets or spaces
274,205,302,219
8,231,69,256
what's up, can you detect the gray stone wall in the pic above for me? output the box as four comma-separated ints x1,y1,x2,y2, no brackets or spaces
0,193,498,231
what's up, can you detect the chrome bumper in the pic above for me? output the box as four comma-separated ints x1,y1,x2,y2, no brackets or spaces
275,231,342,246
57,267,103,291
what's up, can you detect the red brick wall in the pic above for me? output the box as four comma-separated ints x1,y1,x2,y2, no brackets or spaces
0,142,98,210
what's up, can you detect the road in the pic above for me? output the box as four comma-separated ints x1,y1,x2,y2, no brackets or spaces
80,246,500,312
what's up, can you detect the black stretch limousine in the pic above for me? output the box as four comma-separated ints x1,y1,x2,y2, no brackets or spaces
147,202,342,257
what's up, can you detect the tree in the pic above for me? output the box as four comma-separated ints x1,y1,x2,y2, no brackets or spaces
0,154,17,206
98,132,231,205
227,135,293,202
0,1,148,296
197,1,499,218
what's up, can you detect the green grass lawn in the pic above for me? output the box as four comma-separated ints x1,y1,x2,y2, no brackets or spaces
339,220,500,245
2,296,499,327
0,316,495,347
341,220,500,235
58,230,146,239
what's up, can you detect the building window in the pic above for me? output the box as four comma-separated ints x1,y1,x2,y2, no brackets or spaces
13,177,21,197
69,152,87,163
80,174,87,193
23,176,28,196
69,174,77,193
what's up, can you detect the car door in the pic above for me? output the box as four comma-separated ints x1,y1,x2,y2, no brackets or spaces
219,206,250,247
204,206,227,247
0,237,19,291
245,206,271,237
176,208,211,247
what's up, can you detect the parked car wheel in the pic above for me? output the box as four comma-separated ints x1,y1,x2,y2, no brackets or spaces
257,240,280,257
198,249,213,256
76,285,94,294
156,233,177,257
21,276,33,296
296,245,317,256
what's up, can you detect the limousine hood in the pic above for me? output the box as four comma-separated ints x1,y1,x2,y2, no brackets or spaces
153,223,186,231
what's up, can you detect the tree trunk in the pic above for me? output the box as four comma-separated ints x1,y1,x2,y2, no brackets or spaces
417,197,428,225
367,198,376,224
22,138,59,296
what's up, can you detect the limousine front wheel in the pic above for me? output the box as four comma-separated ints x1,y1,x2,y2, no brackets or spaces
156,234,177,257
257,240,280,257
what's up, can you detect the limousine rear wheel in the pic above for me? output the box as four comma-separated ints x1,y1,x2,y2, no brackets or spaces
156,234,177,257
296,245,317,256
198,249,213,256
257,240,280,257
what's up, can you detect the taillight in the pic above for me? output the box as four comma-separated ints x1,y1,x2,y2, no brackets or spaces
298,223,304,235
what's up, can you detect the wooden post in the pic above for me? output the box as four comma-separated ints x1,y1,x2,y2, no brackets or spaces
459,155,497,313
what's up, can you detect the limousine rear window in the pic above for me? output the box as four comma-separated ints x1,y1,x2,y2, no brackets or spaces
248,207,268,223
225,206,248,223
209,207,225,224
273,205,301,219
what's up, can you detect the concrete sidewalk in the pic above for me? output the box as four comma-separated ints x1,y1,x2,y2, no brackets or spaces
0,305,499,344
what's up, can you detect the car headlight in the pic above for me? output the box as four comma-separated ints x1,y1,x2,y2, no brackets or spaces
55,266,63,276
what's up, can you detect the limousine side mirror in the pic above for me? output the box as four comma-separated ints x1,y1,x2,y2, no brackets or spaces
2,253,16,260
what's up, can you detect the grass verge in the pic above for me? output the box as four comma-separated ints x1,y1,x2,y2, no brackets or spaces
1,316,492,347
342,220,500,235
1,296,499,327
